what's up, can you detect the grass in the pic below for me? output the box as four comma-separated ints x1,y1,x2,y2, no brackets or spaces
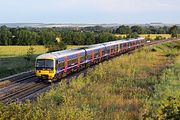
0,41,179,119
0,56,35,78
0,45,81,78
0,46,48,58
0,45,82,58
142,55,180,119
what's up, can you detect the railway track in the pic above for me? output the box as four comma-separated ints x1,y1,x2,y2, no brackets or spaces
0,76,50,103
0,38,179,103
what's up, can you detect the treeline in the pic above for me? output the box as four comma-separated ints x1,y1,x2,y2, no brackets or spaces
0,26,120,46
0,25,179,46
114,25,180,37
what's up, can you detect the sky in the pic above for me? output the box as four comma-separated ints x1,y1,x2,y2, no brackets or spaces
0,0,180,24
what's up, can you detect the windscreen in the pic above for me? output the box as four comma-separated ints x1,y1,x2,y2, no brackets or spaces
36,59,54,70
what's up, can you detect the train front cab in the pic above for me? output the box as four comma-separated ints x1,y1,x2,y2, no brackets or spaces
35,59,56,80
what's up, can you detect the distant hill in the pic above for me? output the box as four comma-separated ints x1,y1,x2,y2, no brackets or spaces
0,23,179,28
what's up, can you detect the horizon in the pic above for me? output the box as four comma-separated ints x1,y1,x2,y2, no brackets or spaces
0,22,179,25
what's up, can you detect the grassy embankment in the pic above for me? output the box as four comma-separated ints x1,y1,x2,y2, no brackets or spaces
0,40,179,119
0,45,82,78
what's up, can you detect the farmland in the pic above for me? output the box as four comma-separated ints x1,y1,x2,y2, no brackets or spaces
0,45,83,58
0,40,179,119
139,34,171,39
115,34,172,40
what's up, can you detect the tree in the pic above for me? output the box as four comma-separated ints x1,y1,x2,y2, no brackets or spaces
72,32,85,45
115,25,131,34
46,41,67,52
13,29,40,45
25,46,35,61
157,27,166,34
84,32,95,45
131,25,144,34
39,31,57,45
126,32,139,38
0,25,12,45
169,25,178,38
95,32,109,43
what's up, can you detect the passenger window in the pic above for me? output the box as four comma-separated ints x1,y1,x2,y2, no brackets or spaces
120,44,122,49
81,56,85,60
57,61,64,68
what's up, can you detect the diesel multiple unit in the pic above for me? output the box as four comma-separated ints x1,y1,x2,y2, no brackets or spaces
35,38,145,82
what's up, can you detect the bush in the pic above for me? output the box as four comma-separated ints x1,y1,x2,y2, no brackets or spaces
0,41,179,119
46,41,67,52
24,46,35,61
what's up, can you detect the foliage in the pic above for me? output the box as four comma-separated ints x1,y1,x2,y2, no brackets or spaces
154,35,165,40
169,25,179,38
0,26,121,46
131,25,143,34
115,25,131,34
46,41,67,52
0,41,179,119
115,25,180,35
0,25,12,45
126,32,139,38
142,55,180,119
24,46,35,61
1,25,179,46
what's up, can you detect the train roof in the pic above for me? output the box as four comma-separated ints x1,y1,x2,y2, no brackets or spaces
84,44,105,51
36,37,144,60
36,48,85,60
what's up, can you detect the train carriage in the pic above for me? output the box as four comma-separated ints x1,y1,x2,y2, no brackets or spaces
103,41,119,57
35,37,145,82
36,49,86,82
84,44,106,65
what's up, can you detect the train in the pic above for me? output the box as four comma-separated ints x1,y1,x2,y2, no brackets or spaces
35,37,145,82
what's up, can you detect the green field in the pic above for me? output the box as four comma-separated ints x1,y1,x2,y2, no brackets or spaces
0,46,48,58
0,45,83,58
0,41,179,119
0,45,82,78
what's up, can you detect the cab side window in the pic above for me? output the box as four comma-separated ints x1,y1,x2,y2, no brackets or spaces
120,44,122,49
56,60,64,69
102,48,106,55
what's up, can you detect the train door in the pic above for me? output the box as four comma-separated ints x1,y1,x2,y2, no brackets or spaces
99,48,102,62
92,50,94,63
118,43,120,53
64,56,68,73
77,53,80,67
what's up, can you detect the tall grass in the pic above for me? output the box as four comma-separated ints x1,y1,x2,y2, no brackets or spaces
0,41,179,119
142,55,180,119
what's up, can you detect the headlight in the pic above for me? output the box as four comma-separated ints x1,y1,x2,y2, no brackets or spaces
49,70,54,73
